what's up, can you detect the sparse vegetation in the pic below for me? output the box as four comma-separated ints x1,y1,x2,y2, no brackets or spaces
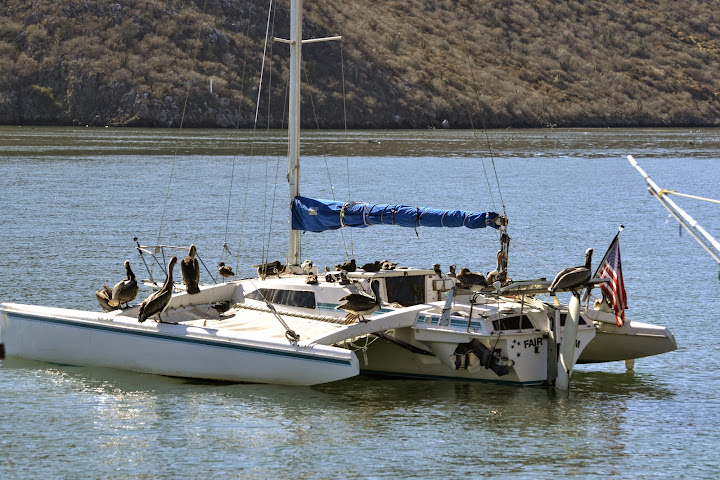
1,0,719,128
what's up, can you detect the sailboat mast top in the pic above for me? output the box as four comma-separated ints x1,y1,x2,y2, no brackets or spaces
287,0,303,266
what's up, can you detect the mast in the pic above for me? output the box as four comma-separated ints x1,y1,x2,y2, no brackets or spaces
287,0,302,266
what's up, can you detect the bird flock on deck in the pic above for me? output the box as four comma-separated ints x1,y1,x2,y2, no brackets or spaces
92,243,596,326
95,243,242,324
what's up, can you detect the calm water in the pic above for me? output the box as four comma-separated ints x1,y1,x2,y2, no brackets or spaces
1,126,719,479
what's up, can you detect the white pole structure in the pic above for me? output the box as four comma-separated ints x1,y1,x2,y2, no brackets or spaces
628,155,720,265
287,0,303,266
556,293,580,390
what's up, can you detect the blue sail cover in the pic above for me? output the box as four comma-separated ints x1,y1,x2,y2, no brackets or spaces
292,196,503,232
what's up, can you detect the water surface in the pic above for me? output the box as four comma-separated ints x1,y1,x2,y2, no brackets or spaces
1,126,719,479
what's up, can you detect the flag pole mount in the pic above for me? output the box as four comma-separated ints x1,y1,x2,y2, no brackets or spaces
556,292,581,391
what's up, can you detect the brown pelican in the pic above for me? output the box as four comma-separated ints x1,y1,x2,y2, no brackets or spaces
253,260,282,277
95,284,118,312
456,268,488,290
549,248,593,294
212,301,231,318
306,272,318,284
360,260,382,272
447,265,457,277
335,258,356,272
138,256,177,323
335,280,382,323
109,261,139,308
486,250,504,284
218,262,236,279
433,263,442,276
180,244,201,294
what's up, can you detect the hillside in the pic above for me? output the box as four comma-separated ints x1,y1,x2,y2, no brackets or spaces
1,0,720,128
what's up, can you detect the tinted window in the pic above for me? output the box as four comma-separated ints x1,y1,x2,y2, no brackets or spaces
492,315,534,331
246,288,316,309
385,276,425,307
559,314,587,326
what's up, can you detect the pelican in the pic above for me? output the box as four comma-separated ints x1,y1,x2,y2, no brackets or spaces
433,263,442,276
360,260,382,272
306,272,318,285
548,248,593,294
212,301,231,318
456,268,488,290
335,258,356,272
335,280,382,323
218,262,235,278
109,261,139,308
447,265,457,277
181,244,200,294
381,260,398,270
95,284,117,312
301,259,314,274
254,260,282,277
138,256,177,323
486,250,504,284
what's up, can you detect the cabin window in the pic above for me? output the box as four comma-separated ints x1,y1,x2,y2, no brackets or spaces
492,315,534,331
559,314,587,327
384,275,425,307
246,288,316,309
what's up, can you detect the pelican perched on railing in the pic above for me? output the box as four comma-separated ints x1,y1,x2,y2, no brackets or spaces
181,244,201,294
549,248,593,295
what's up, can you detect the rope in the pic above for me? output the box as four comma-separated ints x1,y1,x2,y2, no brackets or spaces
233,301,348,324
659,189,720,204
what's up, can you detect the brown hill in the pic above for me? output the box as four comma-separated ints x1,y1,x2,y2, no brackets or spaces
1,0,719,128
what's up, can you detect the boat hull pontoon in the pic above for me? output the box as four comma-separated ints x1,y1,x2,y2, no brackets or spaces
0,303,359,386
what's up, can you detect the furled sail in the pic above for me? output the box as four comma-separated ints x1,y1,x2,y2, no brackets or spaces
291,196,505,232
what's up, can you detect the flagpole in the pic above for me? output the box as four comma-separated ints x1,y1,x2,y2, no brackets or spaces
592,224,624,278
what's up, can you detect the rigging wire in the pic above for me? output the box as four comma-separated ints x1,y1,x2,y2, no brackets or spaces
221,7,254,262
454,25,507,220
155,0,210,260
340,43,355,259
233,0,276,275
302,46,351,261
258,0,288,269
260,6,278,268
264,78,289,268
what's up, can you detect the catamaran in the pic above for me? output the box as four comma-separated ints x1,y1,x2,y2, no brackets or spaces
0,1,676,389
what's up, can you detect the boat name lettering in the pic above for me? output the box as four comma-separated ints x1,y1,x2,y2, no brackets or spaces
524,337,543,348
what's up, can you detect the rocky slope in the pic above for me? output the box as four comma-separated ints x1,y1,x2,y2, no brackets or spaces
1,0,719,128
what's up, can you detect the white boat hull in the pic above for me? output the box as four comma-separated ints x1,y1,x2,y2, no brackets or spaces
0,303,359,386
578,308,677,363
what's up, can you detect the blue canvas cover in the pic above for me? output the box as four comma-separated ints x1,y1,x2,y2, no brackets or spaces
291,196,503,232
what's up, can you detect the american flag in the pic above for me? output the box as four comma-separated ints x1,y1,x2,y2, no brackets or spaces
596,235,628,326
